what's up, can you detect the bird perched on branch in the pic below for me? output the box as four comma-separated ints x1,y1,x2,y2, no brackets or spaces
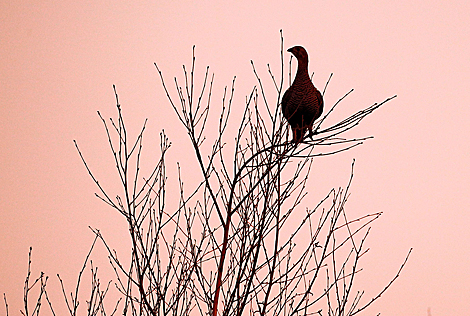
282,46,324,144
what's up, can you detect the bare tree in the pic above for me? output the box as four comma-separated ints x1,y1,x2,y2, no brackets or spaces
5,31,411,316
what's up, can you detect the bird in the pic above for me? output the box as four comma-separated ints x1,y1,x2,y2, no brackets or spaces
281,46,324,144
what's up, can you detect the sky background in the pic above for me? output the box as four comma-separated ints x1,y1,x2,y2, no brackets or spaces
1,0,469,315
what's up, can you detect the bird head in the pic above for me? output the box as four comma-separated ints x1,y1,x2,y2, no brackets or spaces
287,46,309,63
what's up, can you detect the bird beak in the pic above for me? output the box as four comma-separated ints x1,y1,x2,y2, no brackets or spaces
287,47,293,53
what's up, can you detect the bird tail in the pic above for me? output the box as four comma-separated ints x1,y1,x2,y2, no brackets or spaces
293,128,306,144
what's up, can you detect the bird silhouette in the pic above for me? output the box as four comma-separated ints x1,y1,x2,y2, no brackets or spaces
281,46,324,144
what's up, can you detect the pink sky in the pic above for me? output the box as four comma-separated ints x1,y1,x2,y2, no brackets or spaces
1,0,469,315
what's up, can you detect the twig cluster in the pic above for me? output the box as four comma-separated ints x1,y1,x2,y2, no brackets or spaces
4,31,410,316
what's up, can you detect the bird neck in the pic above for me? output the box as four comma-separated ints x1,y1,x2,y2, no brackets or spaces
294,60,309,80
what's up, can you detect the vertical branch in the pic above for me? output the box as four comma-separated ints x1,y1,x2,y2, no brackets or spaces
3,294,8,316
23,247,33,316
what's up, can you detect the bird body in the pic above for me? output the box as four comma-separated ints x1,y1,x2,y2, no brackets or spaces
282,46,324,144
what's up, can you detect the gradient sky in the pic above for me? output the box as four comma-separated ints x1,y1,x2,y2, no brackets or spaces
1,1,469,315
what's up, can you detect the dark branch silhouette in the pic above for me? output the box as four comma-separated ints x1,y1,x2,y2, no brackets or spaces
6,31,410,316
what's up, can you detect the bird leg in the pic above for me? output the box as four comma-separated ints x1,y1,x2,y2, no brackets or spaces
307,126,315,140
